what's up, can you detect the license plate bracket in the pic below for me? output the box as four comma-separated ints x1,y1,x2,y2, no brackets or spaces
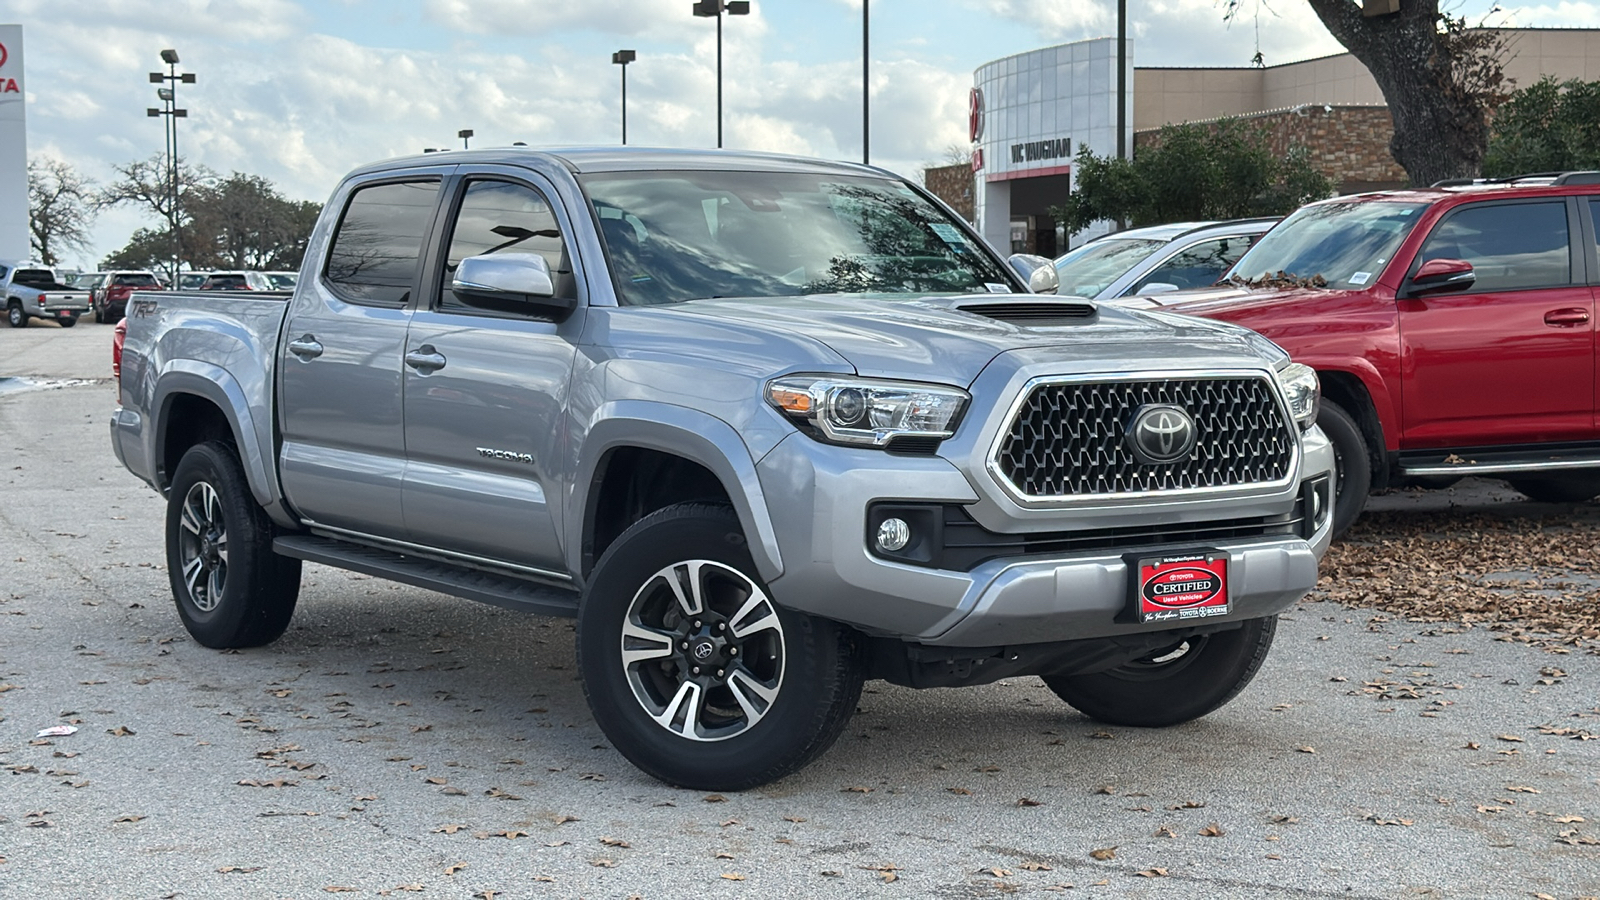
1122,550,1230,625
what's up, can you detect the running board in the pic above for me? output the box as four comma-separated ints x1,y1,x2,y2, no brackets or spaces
1399,444,1600,477
273,534,580,618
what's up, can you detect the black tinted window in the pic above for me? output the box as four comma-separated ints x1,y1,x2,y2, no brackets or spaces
325,180,440,306
1420,201,1570,292
441,180,574,310
113,274,159,287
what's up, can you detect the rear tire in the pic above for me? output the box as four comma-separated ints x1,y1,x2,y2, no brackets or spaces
577,503,864,791
1317,401,1370,538
1507,474,1600,504
165,441,301,648
6,302,26,328
1042,616,1277,727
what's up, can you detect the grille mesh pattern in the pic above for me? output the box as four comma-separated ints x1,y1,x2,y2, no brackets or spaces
995,376,1295,498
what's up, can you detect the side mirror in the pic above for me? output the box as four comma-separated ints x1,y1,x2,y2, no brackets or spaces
1137,282,1180,295
1007,253,1059,294
452,253,573,318
1404,258,1475,298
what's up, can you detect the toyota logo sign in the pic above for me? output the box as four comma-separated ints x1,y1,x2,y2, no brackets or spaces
0,43,8,70
1128,404,1198,465
968,87,984,143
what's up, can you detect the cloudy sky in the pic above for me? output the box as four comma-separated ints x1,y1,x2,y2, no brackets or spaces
7,0,1558,267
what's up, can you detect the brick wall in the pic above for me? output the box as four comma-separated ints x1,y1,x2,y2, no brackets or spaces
1134,105,1406,192
923,163,976,223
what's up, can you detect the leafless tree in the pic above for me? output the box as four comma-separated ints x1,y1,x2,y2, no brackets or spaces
27,158,97,266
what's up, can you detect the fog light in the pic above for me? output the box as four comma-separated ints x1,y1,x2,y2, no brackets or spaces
876,517,911,552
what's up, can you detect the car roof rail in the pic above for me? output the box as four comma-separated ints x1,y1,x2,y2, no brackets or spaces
1553,171,1600,185
1430,178,1481,187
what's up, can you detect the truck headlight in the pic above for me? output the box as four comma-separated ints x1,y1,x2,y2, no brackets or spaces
766,376,969,448
1275,363,1320,431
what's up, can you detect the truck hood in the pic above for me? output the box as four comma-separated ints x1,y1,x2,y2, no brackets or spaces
665,293,1280,386
1144,284,1366,318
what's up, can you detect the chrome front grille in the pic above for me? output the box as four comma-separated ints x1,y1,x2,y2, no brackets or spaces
993,374,1296,499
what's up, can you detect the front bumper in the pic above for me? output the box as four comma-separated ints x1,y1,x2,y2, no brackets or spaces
755,426,1335,647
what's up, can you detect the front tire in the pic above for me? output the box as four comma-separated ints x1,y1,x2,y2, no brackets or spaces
1042,616,1277,727
1317,401,1370,538
165,441,301,648
577,503,864,791
1507,474,1600,504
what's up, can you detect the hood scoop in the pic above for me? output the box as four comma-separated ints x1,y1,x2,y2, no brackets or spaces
956,300,1098,327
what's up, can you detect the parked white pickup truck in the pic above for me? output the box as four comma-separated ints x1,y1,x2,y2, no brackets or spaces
5,263,91,328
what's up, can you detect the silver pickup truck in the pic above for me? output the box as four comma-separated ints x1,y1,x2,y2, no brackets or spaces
111,147,1334,790
5,263,91,327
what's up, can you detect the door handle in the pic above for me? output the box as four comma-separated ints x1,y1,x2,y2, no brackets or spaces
286,335,323,359
405,346,447,373
1544,308,1591,327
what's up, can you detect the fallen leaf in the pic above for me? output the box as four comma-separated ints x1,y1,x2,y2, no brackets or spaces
1021,861,1052,871
1496,734,1525,743
1296,746,1316,754
323,887,358,893
1017,797,1043,807
590,858,618,868
1505,785,1541,794
703,794,727,803
715,852,735,860
490,830,528,839
113,815,146,823
433,824,466,834
1153,825,1178,838
1135,868,1169,878
947,787,972,796
600,836,630,847
980,867,1013,877
783,816,807,823
1169,800,1206,810
217,866,263,874
841,786,874,794
1089,847,1117,861
444,863,467,876
720,873,745,881
1199,823,1226,837
106,726,136,737
553,814,580,824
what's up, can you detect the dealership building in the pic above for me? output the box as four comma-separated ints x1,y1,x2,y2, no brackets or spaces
934,29,1600,258
0,24,26,264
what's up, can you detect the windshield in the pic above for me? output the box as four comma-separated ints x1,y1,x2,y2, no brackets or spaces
1051,238,1165,298
578,171,1015,305
113,274,159,287
1229,200,1427,290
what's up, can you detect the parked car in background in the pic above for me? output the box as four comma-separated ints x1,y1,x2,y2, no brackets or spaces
199,271,277,291
93,270,162,323
264,271,298,290
4,263,91,327
1053,218,1277,301
1111,172,1600,535
178,272,209,290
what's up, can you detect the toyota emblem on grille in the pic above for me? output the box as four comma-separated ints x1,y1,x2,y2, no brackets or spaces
1128,404,1198,465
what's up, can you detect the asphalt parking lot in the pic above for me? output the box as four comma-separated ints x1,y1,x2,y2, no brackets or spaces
2,322,1597,899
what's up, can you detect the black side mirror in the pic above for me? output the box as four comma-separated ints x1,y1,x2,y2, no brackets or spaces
452,253,576,319
1403,257,1475,298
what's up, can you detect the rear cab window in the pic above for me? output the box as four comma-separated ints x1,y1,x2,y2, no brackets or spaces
324,180,442,306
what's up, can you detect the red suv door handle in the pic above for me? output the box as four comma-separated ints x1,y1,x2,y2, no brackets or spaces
1544,308,1591,326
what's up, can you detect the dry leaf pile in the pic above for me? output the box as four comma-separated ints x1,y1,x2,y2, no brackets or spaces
1316,509,1600,649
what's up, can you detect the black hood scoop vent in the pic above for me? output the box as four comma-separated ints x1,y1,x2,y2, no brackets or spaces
956,300,1098,327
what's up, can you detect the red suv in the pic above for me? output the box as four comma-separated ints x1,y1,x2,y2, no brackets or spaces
1123,172,1600,534
93,271,161,324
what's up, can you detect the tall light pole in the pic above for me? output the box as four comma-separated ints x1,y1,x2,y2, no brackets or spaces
1116,0,1127,160
691,0,749,148
612,50,636,144
147,48,192,284
862,0,869,165
458,128,474,149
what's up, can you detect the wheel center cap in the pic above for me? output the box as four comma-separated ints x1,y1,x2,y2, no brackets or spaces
691,639,717,662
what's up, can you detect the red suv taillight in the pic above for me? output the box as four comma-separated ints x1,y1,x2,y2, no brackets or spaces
113,318,127,381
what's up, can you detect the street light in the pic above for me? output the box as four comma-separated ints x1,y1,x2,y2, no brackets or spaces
458,128,474,149
612,50,636,145
147,49,194,284
691,0,749,148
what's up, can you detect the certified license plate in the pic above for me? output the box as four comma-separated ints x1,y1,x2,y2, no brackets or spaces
1129,551,1229,624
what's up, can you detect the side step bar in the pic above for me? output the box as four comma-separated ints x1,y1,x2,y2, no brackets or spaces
273,534,580,618
1399,443,1600,477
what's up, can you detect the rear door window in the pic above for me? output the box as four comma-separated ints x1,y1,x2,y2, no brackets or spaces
325,180,441,306
1419,201,1571,292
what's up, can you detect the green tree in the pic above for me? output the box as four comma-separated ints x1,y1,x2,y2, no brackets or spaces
186,173,321,270
101,227,181,272
27,158,97,266
1483,76,1600,177
1055,120,1332,234
1230,2,1510,186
